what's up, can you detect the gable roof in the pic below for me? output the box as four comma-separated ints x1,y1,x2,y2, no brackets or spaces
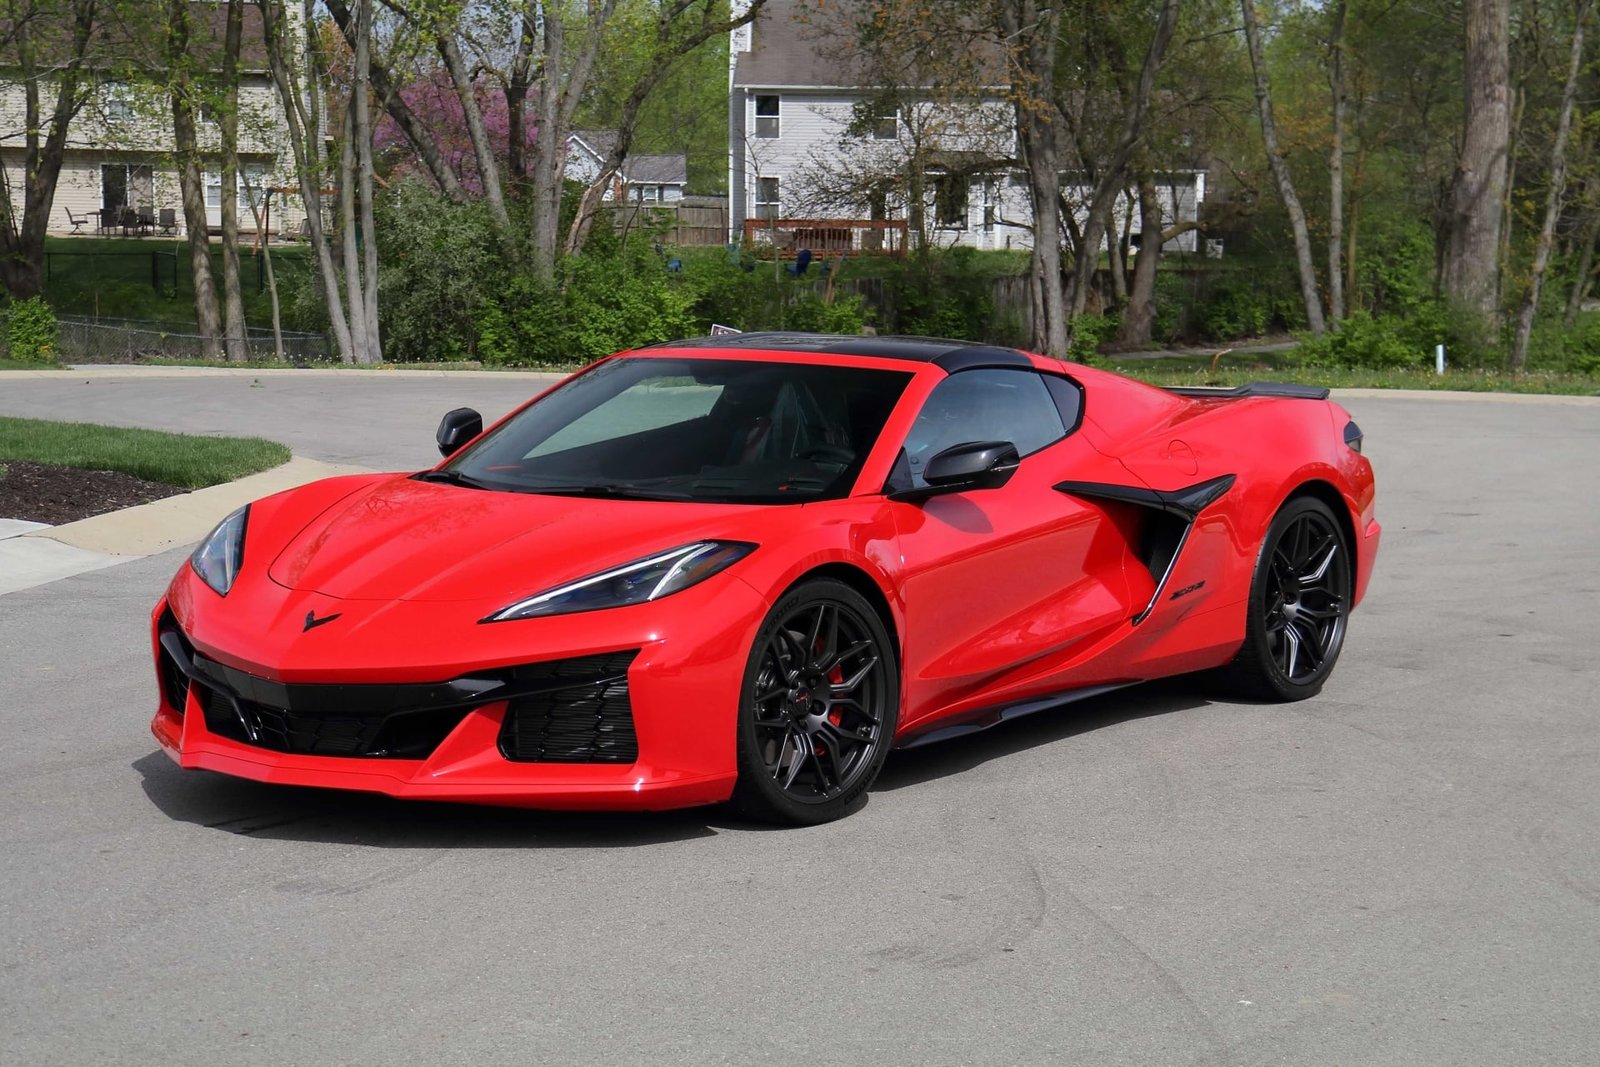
625,154,687,186
733,0,1007,91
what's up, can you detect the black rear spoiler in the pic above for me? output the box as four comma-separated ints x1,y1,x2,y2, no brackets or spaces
1166,381,1330,400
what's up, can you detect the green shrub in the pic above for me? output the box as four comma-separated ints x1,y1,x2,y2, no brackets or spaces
1196,283,1271,341
1067,313,1119,363
1295,311,1427,369
4,297,60,363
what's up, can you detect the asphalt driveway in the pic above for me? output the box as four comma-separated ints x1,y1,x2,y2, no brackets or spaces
2,371,1597,1065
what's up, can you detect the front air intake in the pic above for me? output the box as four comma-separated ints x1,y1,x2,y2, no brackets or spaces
498,651,640,764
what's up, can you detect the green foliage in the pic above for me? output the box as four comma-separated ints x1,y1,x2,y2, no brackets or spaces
4,297,60,363
1295,311,1422,369
1067,313,1119,363
375,181,501,362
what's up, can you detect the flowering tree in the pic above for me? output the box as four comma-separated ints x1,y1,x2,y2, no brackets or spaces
371,71,539,197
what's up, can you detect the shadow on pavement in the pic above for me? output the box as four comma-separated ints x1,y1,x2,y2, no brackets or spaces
873,678,1214,791
131,751,720,847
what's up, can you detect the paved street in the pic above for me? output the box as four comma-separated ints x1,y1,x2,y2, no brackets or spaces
2,372,1597,1065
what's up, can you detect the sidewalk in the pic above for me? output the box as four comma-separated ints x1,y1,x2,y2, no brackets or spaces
0,455,369,596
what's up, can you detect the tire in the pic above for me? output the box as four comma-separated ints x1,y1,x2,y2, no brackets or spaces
1213,495,1352,701
729,578,899,825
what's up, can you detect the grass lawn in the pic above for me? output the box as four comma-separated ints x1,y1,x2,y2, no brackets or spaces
0,416,290,488
0,358,62,371
1102,352,1600,396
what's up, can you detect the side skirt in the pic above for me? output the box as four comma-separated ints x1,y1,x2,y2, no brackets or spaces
895,682,1136,749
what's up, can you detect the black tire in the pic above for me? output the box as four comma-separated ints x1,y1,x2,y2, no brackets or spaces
1213,495,1352,701
729,579,899,825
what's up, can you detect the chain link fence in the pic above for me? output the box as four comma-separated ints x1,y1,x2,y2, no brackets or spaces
57,316,332,363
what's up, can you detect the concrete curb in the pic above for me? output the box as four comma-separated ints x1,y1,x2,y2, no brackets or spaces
0,455,371,596
1331,387,1600,406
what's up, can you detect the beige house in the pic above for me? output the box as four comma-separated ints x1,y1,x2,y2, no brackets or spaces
0,2,308,239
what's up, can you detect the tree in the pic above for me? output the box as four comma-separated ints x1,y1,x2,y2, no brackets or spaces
1240,0,1326,336
1509,0,1592,371
168,0,225,359
1442,0,1512,325
0,0,102,300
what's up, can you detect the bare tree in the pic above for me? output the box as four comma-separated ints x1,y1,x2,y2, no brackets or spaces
1509,0,1592,372
1325,0,1348,324
1240,0,1326,336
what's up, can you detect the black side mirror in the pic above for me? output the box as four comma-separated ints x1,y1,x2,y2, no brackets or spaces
924,440,1020,491
436,407,483,457
890,440,1020,501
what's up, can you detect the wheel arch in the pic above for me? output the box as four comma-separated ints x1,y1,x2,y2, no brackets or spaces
788,562,903,677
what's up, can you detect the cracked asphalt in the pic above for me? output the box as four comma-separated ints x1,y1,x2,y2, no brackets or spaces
2,372,1597,1065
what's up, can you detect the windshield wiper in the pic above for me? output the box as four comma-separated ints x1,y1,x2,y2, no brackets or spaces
519,482,692,501
414,469,494,490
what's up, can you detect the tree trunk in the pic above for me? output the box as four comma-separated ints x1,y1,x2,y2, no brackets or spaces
1241,0,1327,336
0,0,97,301
219,0,249,361
169,0,224,360
1326,0,1347,324
1508,0,1590,373
435,29,511,233
1065,0,1182,324
1564,204,1599,327
1442,0,1511,324
259,0,355,362
999,0,1066,358
241,172,285,361
355,0,381,360
1116,169,1165,346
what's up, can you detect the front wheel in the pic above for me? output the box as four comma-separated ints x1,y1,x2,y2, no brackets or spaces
1214,495,1352,701
729,579,899,825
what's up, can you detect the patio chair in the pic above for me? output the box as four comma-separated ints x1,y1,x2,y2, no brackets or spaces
136,204,155,236
158,208,177,236
64,207,89,234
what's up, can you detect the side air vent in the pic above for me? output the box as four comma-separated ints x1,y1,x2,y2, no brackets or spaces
499,651,640,764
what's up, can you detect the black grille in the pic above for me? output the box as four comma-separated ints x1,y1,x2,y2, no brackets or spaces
197,688,472,759
499,651,639,764
156,612,192,716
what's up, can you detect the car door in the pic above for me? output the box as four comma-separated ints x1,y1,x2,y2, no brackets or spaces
887,367,1143,734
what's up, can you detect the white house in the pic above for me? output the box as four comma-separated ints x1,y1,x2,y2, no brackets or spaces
0,2,306,238
567,130,689,204
728,0,1204,255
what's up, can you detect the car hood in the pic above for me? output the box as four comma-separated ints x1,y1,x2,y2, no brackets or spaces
267,475,762,603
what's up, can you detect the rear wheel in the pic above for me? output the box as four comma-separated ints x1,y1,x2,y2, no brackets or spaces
729,579,898,825
1215,496,1352,701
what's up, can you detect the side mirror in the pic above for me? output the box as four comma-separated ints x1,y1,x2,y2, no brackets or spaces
924,440,1020,491
436,407,483,457
889,440,1019,501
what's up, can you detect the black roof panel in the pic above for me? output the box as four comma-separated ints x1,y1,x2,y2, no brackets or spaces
652,332,1034,371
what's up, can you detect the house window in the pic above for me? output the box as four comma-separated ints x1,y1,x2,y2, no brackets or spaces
632,185,663,203
934,174,968,228
872,108,898,141
101,164,153,212
755,176,780,219
104,83,135,123
204,166,270,218
755,95,780,138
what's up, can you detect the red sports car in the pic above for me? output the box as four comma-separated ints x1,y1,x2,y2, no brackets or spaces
151,333,1379,824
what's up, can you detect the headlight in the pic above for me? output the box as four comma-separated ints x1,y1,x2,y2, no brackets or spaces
483,541,755,622
190,505,249,596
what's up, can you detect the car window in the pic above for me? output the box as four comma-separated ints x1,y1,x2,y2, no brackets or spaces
528,376,722,457
899,369,1067,488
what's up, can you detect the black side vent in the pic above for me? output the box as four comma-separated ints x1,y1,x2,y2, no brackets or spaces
156,611,193,716
499,651,640,764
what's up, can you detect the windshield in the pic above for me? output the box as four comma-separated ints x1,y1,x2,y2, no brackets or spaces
437,357,913,503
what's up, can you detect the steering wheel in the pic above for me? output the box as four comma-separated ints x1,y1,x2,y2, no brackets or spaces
796,444,856,466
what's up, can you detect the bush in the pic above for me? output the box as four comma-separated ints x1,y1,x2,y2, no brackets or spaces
4,297,59,363
1067,313,1118,363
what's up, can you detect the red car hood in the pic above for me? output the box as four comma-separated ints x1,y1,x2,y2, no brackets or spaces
267,475,760,603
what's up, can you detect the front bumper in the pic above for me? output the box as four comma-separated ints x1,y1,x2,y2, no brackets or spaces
149,564,766,810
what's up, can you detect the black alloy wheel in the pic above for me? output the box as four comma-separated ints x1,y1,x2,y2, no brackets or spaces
730,579,898,824
1216,495,1352,701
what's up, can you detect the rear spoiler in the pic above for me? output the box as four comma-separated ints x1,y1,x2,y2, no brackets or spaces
1166,381,1330,400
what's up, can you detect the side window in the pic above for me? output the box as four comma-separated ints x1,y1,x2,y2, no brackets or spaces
898,369,1068,488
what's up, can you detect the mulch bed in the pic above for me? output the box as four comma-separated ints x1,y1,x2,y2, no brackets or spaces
0,460,185,525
